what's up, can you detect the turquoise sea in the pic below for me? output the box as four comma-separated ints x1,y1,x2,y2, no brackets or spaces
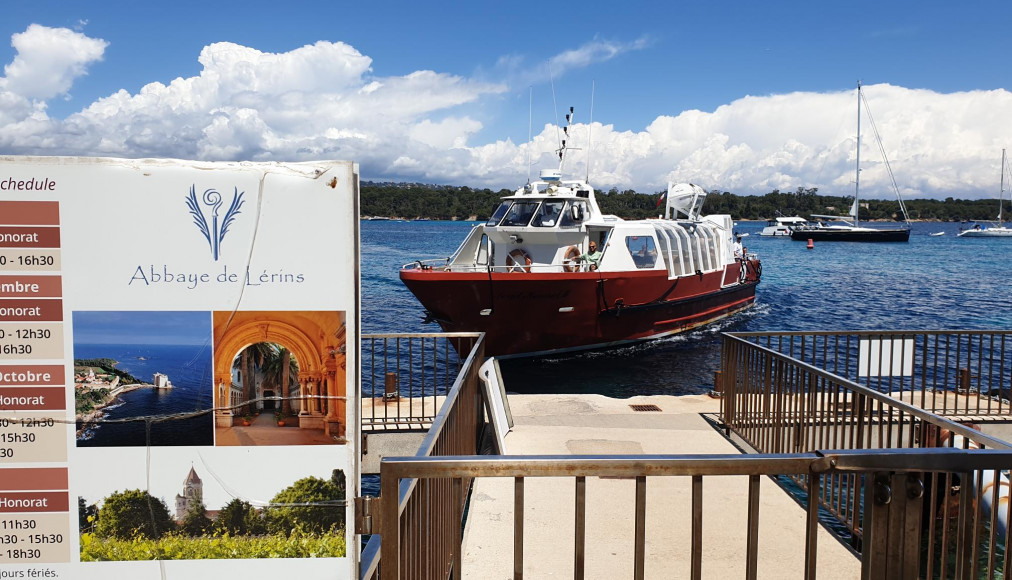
362,219,1012,397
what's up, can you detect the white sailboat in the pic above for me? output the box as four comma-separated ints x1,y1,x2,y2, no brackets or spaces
791,81,911,242
958,149,1012,237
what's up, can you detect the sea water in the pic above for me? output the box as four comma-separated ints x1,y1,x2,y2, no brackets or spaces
362,219,1012,397
74,342,214,446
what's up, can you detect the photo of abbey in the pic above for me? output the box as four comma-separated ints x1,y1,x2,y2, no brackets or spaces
73,310,214,447
212,310,349,446
75,446,347,561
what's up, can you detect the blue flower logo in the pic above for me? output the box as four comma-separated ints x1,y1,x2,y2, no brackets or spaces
185,186,245,261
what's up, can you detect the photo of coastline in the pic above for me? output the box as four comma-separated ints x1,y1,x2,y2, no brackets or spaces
74,311,214,447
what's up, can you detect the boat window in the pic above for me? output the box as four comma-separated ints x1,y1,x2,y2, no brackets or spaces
476,234,490,266
654,228,676,277
560,201,589,227
500,201,540,227
531,200,565,227
626,236,657,269
485,201,513,226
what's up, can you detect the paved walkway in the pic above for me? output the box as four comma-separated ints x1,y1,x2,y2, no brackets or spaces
214,412,340,445
461,393,861,579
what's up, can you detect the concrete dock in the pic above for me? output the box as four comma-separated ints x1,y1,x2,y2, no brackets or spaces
461,393,861,579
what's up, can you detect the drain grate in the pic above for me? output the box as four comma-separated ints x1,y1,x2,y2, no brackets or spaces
629,404,662,412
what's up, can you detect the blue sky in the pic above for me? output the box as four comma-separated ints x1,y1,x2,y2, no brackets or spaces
72,311,211,345
2,0,1011,199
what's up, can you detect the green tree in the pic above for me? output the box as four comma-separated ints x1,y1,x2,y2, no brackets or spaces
94,489,174,540
214,498,265,536
330,469,346,495
78,496,98,533
179,493,212,537
265,476,345,535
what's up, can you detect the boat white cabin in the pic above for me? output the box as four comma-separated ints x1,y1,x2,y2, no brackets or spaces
759,216,809,237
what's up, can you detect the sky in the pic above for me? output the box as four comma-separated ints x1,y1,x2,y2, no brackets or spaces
74,445,345,512
2,1,1011,200
72,310,211,345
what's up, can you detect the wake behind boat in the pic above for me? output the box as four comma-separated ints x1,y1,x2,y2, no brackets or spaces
790,82,911,243
400,109,761,358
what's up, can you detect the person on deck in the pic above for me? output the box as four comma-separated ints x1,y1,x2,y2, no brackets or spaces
732,235,744,261
579,241,602,271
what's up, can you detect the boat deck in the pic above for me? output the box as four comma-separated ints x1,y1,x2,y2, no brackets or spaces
460,393,861,579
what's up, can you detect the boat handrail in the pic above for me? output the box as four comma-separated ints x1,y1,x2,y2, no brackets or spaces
402,260,600,274
401,258,451,270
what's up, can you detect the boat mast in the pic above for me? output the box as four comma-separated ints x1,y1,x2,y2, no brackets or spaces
1000,148,1007,223
854,81,862,227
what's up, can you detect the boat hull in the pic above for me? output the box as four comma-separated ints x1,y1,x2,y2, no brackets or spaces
957,228,1012,237
400,262,760,357
789,228,910,242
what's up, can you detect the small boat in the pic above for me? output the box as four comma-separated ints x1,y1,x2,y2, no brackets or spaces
759,215,809,237
790,82,911,243
958,149,1012,238
929,231,946,237
399,109,762,358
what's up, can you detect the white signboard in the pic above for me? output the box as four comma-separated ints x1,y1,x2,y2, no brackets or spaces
0,156,360,579
858,337,914,378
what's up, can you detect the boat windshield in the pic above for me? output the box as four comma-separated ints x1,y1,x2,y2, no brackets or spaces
560,200,589,227
500,201,540,227
531,200,565,227
485,201,512,226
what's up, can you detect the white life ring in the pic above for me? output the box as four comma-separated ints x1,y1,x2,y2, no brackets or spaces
562,245,581,272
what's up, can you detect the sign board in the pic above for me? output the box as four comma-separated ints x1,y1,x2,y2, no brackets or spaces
858,337,914,378
478,358,511,454
0,157,360,579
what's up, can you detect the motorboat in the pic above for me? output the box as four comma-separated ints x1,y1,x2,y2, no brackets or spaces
958,149,1012,238
790,82,911,243
400,110,762,357
759,215,809,236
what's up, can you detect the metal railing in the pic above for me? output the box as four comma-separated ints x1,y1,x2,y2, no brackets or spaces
362,330,1012,578
721,331,1012,579
730,330,1012,418
361,333,481,431
360,333,485,580
374,449,1012,580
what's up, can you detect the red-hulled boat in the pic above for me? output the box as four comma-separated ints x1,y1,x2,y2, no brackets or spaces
400,116,761,357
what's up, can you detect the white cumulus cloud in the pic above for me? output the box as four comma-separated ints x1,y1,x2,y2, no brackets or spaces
1,25,1010,200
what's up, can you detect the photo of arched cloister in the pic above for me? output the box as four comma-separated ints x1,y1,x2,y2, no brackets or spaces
212,311,347,446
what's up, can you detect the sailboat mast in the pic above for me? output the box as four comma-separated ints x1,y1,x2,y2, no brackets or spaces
854,81,862,227
1000,148,1006,223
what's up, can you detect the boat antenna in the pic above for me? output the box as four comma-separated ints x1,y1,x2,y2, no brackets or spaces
587,80,595,182
527,86,533,185
549,60,562,158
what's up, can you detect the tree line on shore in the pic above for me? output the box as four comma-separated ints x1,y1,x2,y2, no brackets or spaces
361,182,1009,222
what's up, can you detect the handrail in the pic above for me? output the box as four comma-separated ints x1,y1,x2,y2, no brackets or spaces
359,332,485,580
376,448,1012,579
722,332,1012,450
